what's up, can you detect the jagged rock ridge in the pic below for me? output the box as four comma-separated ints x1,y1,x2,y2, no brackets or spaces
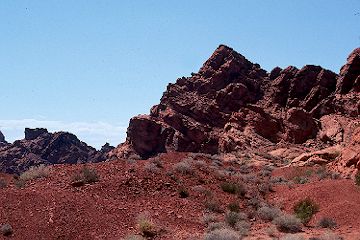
0,128,112,174
112,45,359,161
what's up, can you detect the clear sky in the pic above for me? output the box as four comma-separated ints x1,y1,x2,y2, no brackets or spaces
0,0,359,148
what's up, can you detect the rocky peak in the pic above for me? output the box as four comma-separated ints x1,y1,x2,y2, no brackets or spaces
112,46,360,160
0,131,5,143
337,47,360,93
25,128,48,140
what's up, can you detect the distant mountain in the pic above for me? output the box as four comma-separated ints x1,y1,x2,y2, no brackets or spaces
0,128,113,174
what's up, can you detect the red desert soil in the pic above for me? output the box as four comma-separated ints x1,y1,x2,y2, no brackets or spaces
0,153,248,240
270,167,360,239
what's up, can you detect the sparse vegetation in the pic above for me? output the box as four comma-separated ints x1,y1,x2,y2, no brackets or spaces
19,164,49,181
293,176,308,184
227,202,240,213
205,198,223,213
0,179,7,188
178,187,189,198
124,234,146,240
281,234,305,240
355,171,360,186
234,220,250,237
225,211,246,228
258,182,274,195
173,160,194,175
313,232,343,240
273,214,302,233
206,222,227,232
136,212,156,237
257,206,281,221
204,228,241,240
1,223,13,236
203,213,218,225
293,198,319,224
71,166,99,186
220,182,246,197
144,162,160,173
318,217,337,229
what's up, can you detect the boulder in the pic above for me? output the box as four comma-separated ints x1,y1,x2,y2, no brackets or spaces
285,108,319,143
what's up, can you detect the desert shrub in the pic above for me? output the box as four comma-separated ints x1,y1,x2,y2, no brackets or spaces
265,226,278,237
293,198,319,224
124,234,145,240
136,212,156,237
227,202,240,213
178,187,189,198
14,179,25,189
19,164,49,181
258,183,274,195
0,179,7,188
316,167,330,180
1,223,13,236
220,182,246,197
151,158,163,168
227,212,247,227
194,160,207,168
330,172,340,180
234,220,250,237
239,164,251,174
315,232,343,240
318,217,337,229
257,206,281,221
71,166,99,186
273,214,302,233
203,213,218,225
281,234,305,240
207,222,227,232
205,199,223,213
225,212,241,228
270,176,288,184
305,169,313,177
204,228,241,240
355,172,360,186
246,196,263,210
173,160,194,175
293,176,308,184
259,165,274,177
144,162,160,173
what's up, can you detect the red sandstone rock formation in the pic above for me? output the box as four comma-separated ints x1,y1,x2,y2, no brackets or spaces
112,45,359,162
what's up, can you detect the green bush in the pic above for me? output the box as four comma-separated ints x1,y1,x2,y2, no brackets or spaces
293,198,319,224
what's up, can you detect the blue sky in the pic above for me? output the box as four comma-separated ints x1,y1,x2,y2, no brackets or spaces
0,1,359,148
